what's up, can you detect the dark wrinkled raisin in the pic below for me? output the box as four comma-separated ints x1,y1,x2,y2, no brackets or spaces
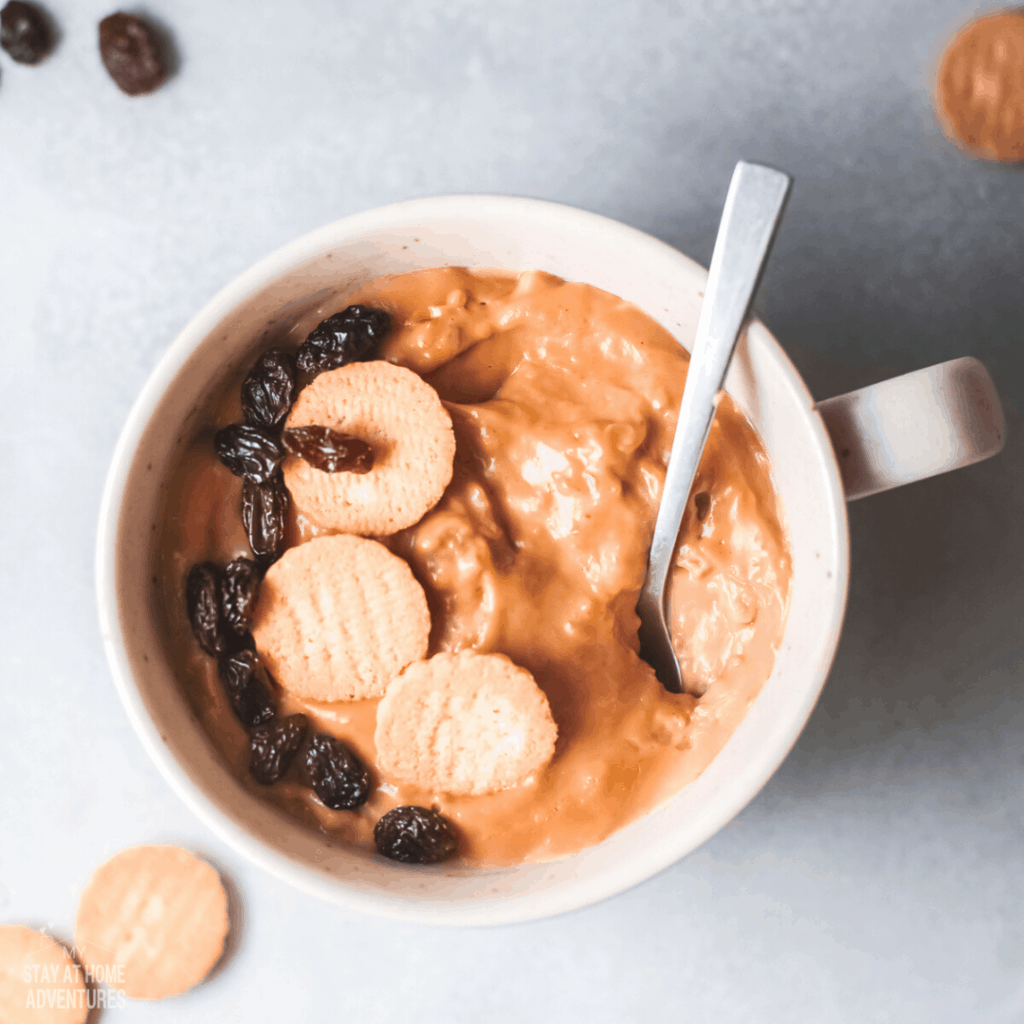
282,426,375,474
98,12,167,96
303,734,371,810
296,305,391,377
249,714,308,785
218,650,276,729
186,562,231,657
694,492,711,522
373,806,459,865
220,557,261,642
241,475,289,565
242,349,296,429
0,1,52,64
214,424,283,483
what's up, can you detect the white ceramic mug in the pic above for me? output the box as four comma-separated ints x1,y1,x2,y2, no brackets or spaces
95,196,1005,925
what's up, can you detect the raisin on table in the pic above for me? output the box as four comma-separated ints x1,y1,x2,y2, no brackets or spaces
373,806,458,865
242,349,296,429
282,426,375,474
0,1,52,64
185,562,231,657
304,734,371,810
218,650,276,729
242,475,288,565
220,557,262,641
296,305,391,377
214,423,283,483
249,714,308,785
98,12,168,96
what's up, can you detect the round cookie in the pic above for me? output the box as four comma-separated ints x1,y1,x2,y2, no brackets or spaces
375,651,558,796
936,12,1024,162
0,926,87,1024
251,533,431,702
283,361,456,535
74,845,228,1002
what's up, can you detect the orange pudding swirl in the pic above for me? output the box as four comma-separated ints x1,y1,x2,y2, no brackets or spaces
158,268,791,864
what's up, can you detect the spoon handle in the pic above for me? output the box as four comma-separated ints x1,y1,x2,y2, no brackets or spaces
642,162,791,690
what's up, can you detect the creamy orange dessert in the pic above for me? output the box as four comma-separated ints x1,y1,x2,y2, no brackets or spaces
157,267,791,865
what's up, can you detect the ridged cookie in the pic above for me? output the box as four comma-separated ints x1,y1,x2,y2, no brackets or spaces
375,651,558,796
0,926,87,1024
251,534,431,702
283,361,455,535
74,845,229,1002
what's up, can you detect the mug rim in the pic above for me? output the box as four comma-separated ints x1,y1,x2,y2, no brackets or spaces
95,194,850,924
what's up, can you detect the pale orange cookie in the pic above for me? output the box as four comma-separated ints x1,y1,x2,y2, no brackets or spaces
936,11,1024,162
375,651,558,796
283,361,456,535
252,533,431,701
74,845,228,1001
0,926,87,1024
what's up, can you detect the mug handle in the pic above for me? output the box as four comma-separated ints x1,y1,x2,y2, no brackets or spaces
816,357,1006,501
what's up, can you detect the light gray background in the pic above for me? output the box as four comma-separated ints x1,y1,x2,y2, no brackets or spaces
2,1,1022,1021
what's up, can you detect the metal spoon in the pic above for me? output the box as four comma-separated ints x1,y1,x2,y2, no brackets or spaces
636,160,791,695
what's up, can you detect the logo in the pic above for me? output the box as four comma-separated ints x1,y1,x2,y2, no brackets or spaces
21,931,127,1012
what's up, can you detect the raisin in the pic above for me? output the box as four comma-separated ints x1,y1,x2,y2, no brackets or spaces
218,650,276,729
249,714,308,785
241,475,289,565
282,426,375,474
214,424,283,483
220,557,262,642
296,305,391,377
303,734,371,810
98,12,167,96
242,349,296,429
185,562,232,657
0,1,52,64
373,806,458,865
